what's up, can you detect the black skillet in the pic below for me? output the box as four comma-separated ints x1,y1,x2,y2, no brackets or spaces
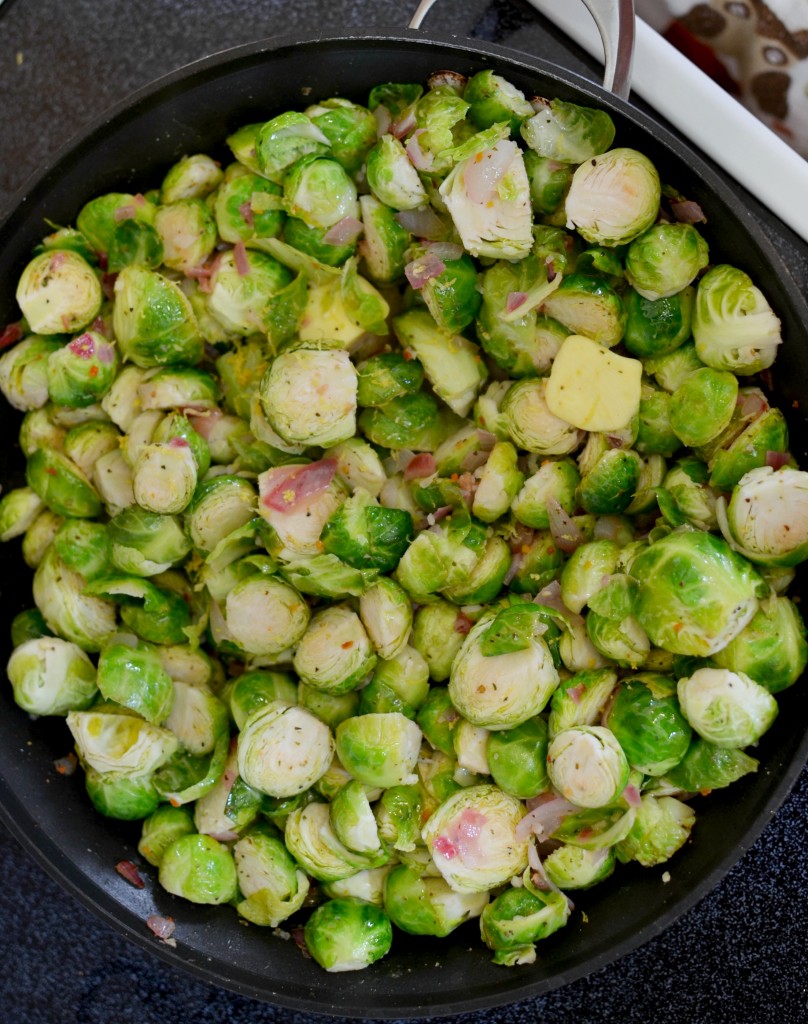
0,24,806,1020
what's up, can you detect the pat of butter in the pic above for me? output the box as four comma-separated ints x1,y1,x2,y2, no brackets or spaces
545,335,642,432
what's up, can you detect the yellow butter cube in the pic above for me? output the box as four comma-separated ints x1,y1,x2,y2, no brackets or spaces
545,334,642,432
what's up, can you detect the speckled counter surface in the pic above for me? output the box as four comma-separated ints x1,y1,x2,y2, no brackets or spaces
1,1,807,1021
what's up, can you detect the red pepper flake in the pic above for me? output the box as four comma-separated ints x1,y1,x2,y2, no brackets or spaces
89,365,99,378
44,466,57,476
53,752,78,776
146,914,176,941
341,640,354,649
115,859,145,889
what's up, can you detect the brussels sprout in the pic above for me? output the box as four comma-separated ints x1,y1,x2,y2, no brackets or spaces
359,391,461,453
623,287,694,359
153,198,217,273
383,863,487,938
422,784,528,893
677,667,778,748
408,249,481,335
335,712,422,788
461,71,532,133
320,489,412,574
213,165,285,244
709,406,788,492
185,474,256,555
692,264,781,375
615,794,695,867
255,111,331,183
658,456,718,531
94,635,173,723
368,81,423,118
19,508,62,570
236,702,333,798
358,577,413,662
565,148,661,247
358,194,410,284
304,897,393,973
502,377,582,456
471,442,524,523
543,844,615,891
305,97,377,176
604,673,692,776
257,461,345,559
285,801,383,882
625,223,709,301
439,132,533,261
61,420,120,479
10,608,53,647
0,336,61,411
560,539,619,615
370,785,421,855
83,765,160,821
635,383,679,458
131,439,197,515
259,346,357,449
277,553,376,601
16,251,102,335
159,833,238,905
520,97,615,162
540,276,624,350
76,192,156,253
113,266,203,367
668,367,738,450
207,248,295,339
161,153,223,202
284,157,358,231
33,546,117,651
107,506,191,576
323,865,393,906
522,150,573,216
138,804,196,866
587,611,650,670
67,708,178,775
26,447,102,519
631,529,764,656
393,517,483,601
448,612,559,730
359,642,429,718
724,466,808,567
281,216,356,266
480,884,571,966
711,594,807,694
547,726,630,808
234,824,310,927
292,604,376,694
0,485,43,542
221,574,309,658
512,458,579,530
391,309,486,418
6,636,97,716
221,670,296,730
18,406,66,457
329,780,386,858
365,135,428,211
663,737,758,792
415,686,459,756
159,644,221,689
411,600,467,682
507,530,565,597
486,717,549,800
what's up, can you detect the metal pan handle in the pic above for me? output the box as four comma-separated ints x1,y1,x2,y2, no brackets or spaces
409,0,635,100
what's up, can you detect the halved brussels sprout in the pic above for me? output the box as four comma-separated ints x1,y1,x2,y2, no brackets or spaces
411,600,467,682
358,194,410,284
33,546,117,652
0,336,60,411
257,461,344,559
0,486,44,542
480,884,571,966
113,265,203,367
284,801,384,883
615,794,695,867
284,157,359,230
108,506,191,576
255,111,331,183
321,488,412,574
161,153,223,202
96,635,174,723
677,666,778,748
384,863,487,938
293,604,376,694
238,702,334,797
366,135,429,211
206,248,294,337
565,148,661,247
132,440,197,515
306,97,378,176
223,574,310,657
26,447,102,519
153,198,217,273
234,824,310,927
138,803,196,866
422,783,528,893
543,844,615,891
16,251,102,335
359,577,413,662
669,367,738,449
502,377,582,456
604,673,692,776
214,164,285,244
185,474,257,555
6,635,97,716
448,611,559,730
512,458,579,530
67,708,178,775
546,726,630,808
465,70,534,132
723,466,808,567
487,716,549,800
520,97,615,162
692,264,781,375
360,645,430,718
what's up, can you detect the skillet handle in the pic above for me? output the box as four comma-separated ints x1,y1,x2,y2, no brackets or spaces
408,0,635,100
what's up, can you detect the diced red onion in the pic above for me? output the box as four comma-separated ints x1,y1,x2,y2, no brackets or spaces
738,389,769,418
187,407,223,440
406,129,433,172
238,200,255,229
374,104,392,138
506,291,528,314
547,497,587,554
460,448,491,473
508,523,535,554
168,437,190,449
114,204,137,223
594,515,629,542
323,215,364,246
567,682,587,705
260,458,338,512
430,504,453,523
147,915,176,940
50,251,68,270
503,552,523,585
97,341,116,364
454,612,474,634
208,829,240,843
766,450,791,470
0,321,24,350
233,241,250,276
424,241,464,262
622,783,642,808
115,860,145,889
463,142,513,204
53,753,78,776
405,252,446,290
390,107,417,139
394,207,446,241
670,198,707,224
515,795,577,841
404,452,437,480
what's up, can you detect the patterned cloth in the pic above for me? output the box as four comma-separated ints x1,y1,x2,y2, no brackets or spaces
635,1,808,157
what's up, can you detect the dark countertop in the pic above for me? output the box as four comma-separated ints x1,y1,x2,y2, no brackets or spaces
1,2,807,1022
